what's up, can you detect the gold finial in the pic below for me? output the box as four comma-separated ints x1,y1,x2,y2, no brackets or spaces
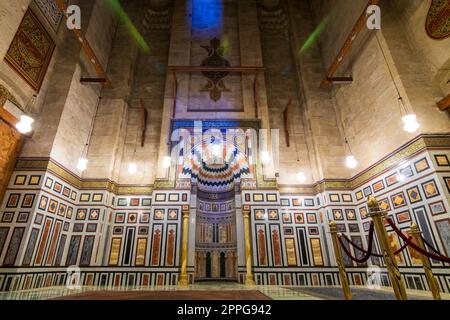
367,195,380,212
329,220,337,232
410,222,419,233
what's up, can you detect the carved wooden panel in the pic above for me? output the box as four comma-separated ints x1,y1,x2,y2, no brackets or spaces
4,9,55,91
426,0,450,40
0,117,22,204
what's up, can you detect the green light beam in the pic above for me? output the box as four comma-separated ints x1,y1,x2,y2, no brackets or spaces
105,0,150,54
299,10,335,56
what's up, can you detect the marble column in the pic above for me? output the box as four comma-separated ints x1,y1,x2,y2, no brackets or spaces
178,206,190,286
243,205,255,285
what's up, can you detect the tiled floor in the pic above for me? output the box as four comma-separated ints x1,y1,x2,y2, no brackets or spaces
289,286,449,300
0,283,448,300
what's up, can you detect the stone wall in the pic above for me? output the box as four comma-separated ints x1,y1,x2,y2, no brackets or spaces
308,0,450,176
286,0,348,181
0,0,118,175
0,0,34,107
121,1,173,185
83,0,141,182
393,0,450,96
258,3,312,185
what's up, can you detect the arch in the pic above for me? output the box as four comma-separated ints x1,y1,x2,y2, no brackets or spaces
181,135,252,193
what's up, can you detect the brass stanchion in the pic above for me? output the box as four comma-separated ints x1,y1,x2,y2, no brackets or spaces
178,205,190,286
409,223,441,300
329,221,352,300
243,205,255,285
367,196,408,300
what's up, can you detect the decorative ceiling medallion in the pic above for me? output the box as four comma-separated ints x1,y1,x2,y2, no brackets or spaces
200,38,231,102
425,0,450,40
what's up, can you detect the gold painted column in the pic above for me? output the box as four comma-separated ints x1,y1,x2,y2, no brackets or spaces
178,205,190,286
409,223,441,300
243,205,255,285
367,196,408,300
329,221,352,300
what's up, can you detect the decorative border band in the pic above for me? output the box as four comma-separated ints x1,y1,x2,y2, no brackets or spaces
14,134,450,195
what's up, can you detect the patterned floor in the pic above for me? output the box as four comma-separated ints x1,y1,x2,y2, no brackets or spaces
52,290,271,300
288,287,443,300
0,282,318,300
0,283,447,300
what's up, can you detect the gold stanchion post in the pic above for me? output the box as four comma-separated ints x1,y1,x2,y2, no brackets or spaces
329,221,352,300
367,196,408,300
243,205,255,285
409,223,441,300
178,205,190,286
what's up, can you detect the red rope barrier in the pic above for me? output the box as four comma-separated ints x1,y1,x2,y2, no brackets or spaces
341,236,383,257
338,235,372,263
421,235,446,258
393,239,410,255
339,223,383,258
339,221,410,260
386,217,450,263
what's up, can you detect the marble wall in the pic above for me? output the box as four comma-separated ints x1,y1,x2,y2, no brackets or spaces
0,0,449,293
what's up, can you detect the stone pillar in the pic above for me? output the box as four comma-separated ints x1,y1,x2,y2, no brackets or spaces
178,205,190,286
242,205,255,285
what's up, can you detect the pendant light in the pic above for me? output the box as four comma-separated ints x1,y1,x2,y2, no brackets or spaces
15,94,37,134
16,115,35,134
128,122,139,174
293,138,307,183
376,33,419,133
345,139,358,169
77,95,101,173
163,156,172,168
260,150,270,164
296,171,306,183
76,157,88,172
